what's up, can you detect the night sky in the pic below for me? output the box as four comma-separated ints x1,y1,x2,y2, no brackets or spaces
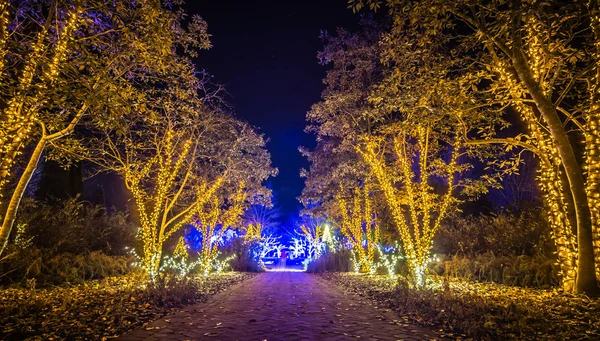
185,1,359,217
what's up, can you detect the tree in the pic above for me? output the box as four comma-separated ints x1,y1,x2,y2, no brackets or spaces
334,183,379,273
357,125,465,286
0,0,210,257
299,217,327,260
243,194,281,236
300,22,384,217
351,0,600,294
193,183,246,275
91,72,275,280
258,235,281,258
304,22,497,285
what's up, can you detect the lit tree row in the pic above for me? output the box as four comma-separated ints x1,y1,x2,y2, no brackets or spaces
0,1,275,280
349,0,600,294
92,97,274,280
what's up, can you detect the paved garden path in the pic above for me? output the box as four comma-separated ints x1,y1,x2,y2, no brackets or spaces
118,272,441,341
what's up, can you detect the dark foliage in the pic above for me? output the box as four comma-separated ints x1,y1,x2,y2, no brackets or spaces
0,198,136,286
436,207,554,257
15,197,136,255
0,249,130,287
432,207,559,287
227,238,265,272
431,253,559,288
306,250,354,273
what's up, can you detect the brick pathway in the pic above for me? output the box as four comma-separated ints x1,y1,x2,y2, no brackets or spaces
118,272,441,341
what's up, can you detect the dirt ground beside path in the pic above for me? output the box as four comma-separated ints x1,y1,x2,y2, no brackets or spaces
118,272,441,341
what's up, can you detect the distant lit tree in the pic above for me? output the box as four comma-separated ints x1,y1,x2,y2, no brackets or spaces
243,197,280,236
299,220,326,260
258,235,281,258
334,183,379,273
193,184,246,275
289,237,307,259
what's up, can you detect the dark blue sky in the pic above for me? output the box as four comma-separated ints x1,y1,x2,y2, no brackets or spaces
186,1,359,217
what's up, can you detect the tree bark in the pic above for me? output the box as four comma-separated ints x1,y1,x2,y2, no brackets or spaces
505,0,598,294
0,136,46,257
512,49,599,295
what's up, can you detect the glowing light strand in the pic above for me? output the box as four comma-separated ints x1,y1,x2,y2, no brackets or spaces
358,124,460,287
336,183,379,273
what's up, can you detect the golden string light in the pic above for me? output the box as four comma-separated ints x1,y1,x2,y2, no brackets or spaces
121,127,229,281
0,1,10,76
336,182,379,273
494,59,578,288
194,182,245,276
358,125,460,286
585,0,600,278
0,5,82,207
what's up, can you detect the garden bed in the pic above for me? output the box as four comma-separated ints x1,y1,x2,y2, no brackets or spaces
0,272,257,340
319,273,600,340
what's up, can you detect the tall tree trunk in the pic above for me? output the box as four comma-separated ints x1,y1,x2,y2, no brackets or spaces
0,136,46,256
512,50,599,295
586,0,600,281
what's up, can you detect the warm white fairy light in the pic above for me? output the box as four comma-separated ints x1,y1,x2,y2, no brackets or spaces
0,4,82,209
357,124,460,286
336,183,379,273
493,59,578,288
194,183,245,275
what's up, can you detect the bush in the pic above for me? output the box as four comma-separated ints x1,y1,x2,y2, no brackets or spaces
0,197,137,287
227,238,265,272
436,207,554,257
433,207,558,287
306,249,353,273
0,248,131,287
15,197,136,255
431,252,559,288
